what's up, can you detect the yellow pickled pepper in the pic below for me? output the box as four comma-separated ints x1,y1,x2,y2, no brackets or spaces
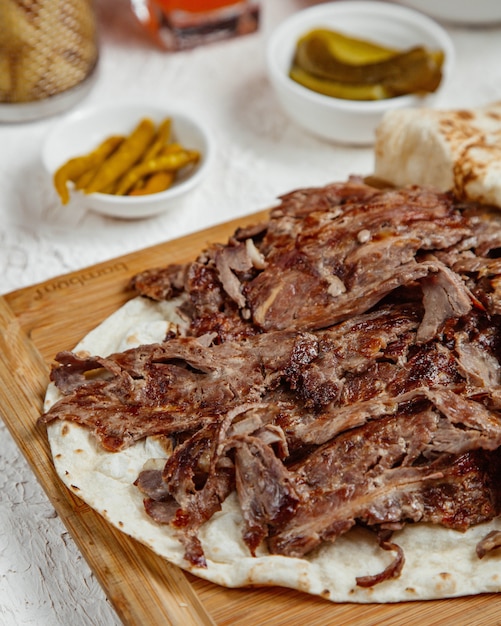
53,135,123,204
115,149,200,196
84,118,157,194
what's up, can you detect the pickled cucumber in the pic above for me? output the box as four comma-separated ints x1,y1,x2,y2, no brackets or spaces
290,28,444,100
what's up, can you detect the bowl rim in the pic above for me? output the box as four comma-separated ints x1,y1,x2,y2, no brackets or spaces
42,101,214,208
266,0,455,112
398,0,501,25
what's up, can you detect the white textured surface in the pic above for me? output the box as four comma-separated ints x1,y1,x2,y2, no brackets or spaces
1,1,501,624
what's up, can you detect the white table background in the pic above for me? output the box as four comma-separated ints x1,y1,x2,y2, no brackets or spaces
1,1,501,624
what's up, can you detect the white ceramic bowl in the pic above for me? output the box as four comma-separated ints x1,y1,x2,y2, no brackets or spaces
42,103,214,218
398,0,501,25
266,1,455,146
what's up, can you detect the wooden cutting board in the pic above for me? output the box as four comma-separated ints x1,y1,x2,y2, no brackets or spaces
2,211,501,626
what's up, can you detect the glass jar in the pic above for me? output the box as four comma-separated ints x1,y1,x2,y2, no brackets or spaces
131,0,259,51
0,0,99,122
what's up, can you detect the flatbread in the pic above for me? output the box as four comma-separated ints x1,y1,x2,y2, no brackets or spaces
43,296,501,604
374,101,501,207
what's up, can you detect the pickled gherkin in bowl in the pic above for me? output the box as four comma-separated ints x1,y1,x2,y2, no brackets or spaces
290,28,445,101
266,1,454,145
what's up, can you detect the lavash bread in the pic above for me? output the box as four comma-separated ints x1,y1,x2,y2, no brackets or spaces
44,297,501,604
374,101,501,208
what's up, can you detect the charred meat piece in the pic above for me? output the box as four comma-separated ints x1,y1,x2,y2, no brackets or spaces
41,180,501,580
131,179,481,342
